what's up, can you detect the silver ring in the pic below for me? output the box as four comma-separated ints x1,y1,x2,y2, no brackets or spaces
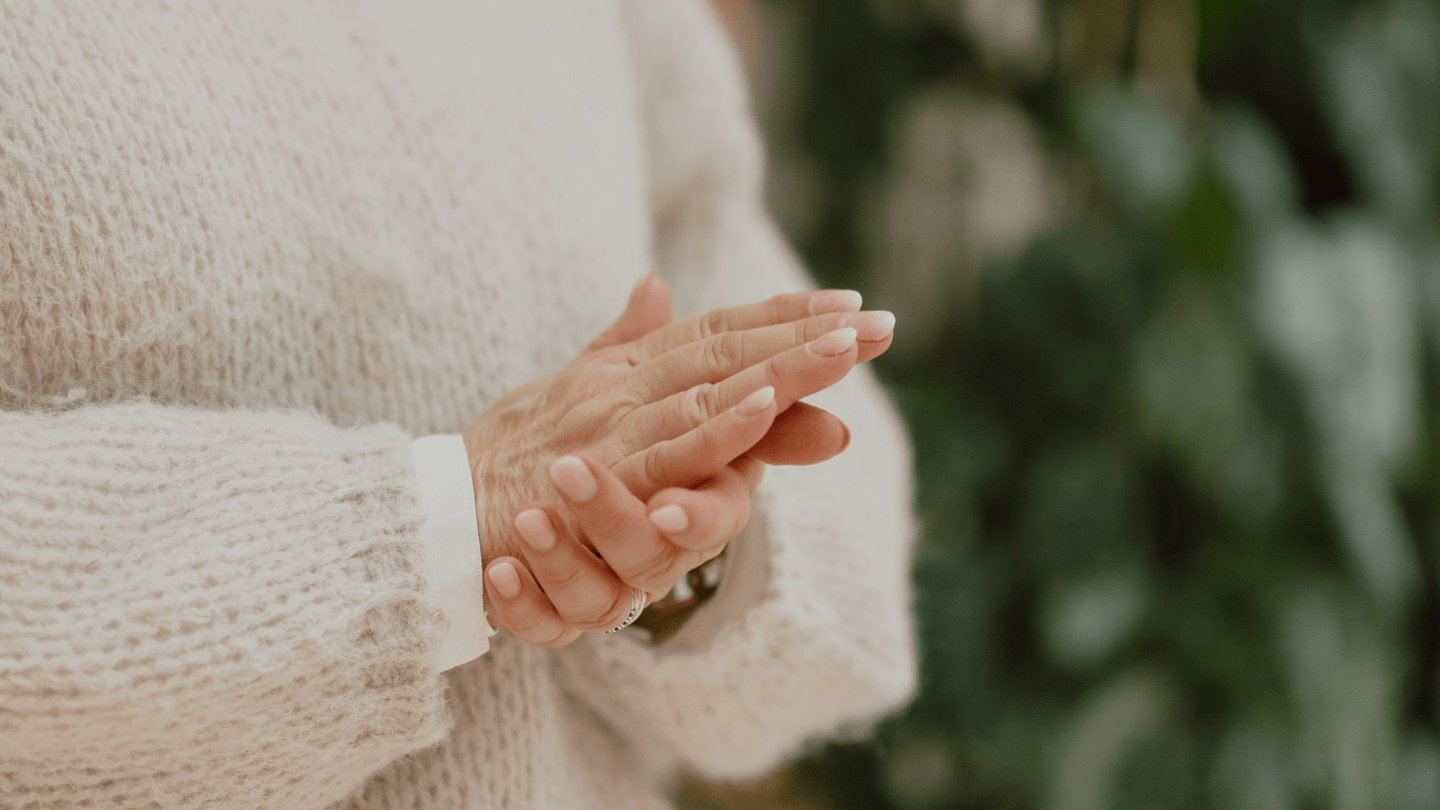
605,587,648,634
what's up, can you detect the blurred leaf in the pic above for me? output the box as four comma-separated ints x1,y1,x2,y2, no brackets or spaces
1253,218,1420,472
1322,463,1420,613
1396,735,1440,810
1045,670,1175,810
1022,438,1139,572
1039,567,1146,670
1253,218,1422,608
1208,723,1299,810
1211,104,1301,227
897,385,1008,528
1278,585,1405,807
1195,0,1250,66
1172,163,1245,279
1314,0,1440,222
1133,297,1282,524
1074,88,1195,216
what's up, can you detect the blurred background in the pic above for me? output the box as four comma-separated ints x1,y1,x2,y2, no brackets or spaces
682,0,1440,808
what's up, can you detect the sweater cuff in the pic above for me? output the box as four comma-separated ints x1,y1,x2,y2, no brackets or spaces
412,434,494,673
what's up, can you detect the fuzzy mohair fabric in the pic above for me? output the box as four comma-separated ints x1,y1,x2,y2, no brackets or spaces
0,2,917,808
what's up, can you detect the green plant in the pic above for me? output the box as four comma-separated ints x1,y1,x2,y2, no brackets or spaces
762,0,1440,807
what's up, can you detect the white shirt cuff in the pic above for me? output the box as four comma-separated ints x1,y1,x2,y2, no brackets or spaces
412,434,495,673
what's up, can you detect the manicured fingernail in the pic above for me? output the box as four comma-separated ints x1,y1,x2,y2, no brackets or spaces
840,310,895,341
808,327,858,357
515,508,557,551
649,505,690,534
810,289,863,315
488,561,522,599
549,456,597,503
734,386,775,417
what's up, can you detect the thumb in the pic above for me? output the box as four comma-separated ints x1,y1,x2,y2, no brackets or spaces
587,273,673,351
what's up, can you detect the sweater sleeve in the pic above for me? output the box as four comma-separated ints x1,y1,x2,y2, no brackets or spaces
550,0,917,780
0,401,455,810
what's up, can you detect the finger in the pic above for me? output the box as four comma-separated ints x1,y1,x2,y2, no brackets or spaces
747,403,851,466
619,326,859,455
485,558,583,648
856,329,894,365
613,384,779,499
586,273,674,351
625,309,894,403
511,506,638,632
548,454,689,595
623,289,864,363
646,457,765,553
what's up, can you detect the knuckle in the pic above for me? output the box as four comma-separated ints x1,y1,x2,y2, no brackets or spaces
542,560,589,594
679,383,722,426
506,607,552,639
703,331,743,373
568,589,630,630
587,504,634,542
643,446,671,490
679,386,708,427
586,338,643,368
695,424,726,463
625,554,679,595
766,293,785,323
619,345,646,368
608,390,646,424
695,383,725,420
699,308,727,339
760,355,785,391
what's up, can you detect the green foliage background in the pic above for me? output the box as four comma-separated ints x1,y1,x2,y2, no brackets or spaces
756,0,1440,807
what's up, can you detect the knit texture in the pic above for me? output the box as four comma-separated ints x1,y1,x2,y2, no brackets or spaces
0,2,916,809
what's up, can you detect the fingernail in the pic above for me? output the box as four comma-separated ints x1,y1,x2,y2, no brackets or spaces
488,561,522,599
838,420,852,453
840,310,895,341
515,508,557,551
734,386,775,417
649,505,690,534
632,271,654,291
808,327,858,357
549,456,597,503
810,289,863,315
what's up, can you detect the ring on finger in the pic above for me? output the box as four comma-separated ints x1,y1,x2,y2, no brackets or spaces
605,587,649,634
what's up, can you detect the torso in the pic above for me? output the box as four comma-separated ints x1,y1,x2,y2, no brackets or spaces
0,0,651,434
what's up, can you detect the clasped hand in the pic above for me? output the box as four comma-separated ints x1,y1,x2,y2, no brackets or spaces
463,275,894,647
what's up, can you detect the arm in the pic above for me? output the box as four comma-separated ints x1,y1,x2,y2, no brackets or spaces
549,0,917,779
0,403,453,810
0,285,880,808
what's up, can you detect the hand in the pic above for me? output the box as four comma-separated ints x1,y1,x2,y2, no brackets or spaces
583,275,894,468
482,281,897,648
485,453,766,648
463,274,895,624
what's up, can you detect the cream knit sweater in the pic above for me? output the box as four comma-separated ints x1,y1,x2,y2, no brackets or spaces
0,2,917,809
